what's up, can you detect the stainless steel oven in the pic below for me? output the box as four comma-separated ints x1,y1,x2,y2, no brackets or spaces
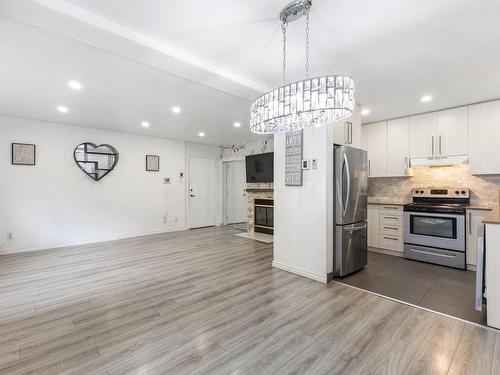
404,211,465,251
403,188,469,270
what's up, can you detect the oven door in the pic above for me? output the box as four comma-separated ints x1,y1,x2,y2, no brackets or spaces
404,211,465,252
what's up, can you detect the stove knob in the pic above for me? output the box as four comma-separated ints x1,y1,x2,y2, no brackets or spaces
420,190,424,194
455,190,460,195
461,190,466,195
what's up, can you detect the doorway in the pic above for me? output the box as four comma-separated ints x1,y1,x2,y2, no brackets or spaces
223,160,247,230
189,157,218,229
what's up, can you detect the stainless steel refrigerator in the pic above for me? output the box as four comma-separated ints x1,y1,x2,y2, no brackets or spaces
333,144,368,277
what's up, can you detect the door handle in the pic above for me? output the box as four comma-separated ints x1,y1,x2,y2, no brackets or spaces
190,194,196,198
343,152,351,217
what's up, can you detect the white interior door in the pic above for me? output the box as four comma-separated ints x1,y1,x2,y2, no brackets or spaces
189,157,217,228
233,160,247,223
224,160,247,225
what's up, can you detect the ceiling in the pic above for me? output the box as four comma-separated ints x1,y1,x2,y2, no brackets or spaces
1,0,500,144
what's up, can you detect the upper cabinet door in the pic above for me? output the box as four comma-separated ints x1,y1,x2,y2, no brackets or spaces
436,107,468,156
409,113,437,158
387,118,410,176
363,122,387,177
469,101,500,175
331,109,361,147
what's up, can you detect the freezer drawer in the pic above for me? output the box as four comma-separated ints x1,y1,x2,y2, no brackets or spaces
334,221,368,277
404,243,466,269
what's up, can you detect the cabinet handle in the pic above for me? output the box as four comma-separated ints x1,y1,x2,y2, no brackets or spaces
384,236,399,241
383,206,399,210
344,122,349,144
439,135,442,155
431,136,435,155
349,122,353,144
404,156,408,175
384,226,398,230
368,160,371,176
383,216,399,220
469,212,472,235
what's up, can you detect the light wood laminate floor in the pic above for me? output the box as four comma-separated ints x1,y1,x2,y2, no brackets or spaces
1,227,499,374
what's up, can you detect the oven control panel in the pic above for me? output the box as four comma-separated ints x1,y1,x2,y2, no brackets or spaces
412,188,470,198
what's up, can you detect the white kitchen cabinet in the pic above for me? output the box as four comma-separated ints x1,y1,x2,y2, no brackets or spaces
409,113,437,158
331,109,361,148
436,107,468,156
466,209,491,268
387,118,410,176
469,100,500,174
362,122,387,177
368,204,380,248
332,120,360,147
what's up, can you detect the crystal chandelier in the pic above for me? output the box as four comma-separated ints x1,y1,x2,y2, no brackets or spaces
250,0,355,134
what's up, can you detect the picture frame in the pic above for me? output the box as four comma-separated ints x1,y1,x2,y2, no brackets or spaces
146,154,160,172
12,143,36,165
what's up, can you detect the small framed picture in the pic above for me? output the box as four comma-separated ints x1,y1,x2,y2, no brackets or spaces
146,154,160,172
12,143,36,165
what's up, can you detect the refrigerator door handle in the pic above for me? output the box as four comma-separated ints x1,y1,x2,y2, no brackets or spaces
343,152,351,217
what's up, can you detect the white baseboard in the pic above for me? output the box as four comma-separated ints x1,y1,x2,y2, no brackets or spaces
272,261,327,283
0,226,187,255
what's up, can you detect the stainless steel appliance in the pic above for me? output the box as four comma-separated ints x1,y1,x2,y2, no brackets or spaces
404,188,469,269
475,224,486,311
333,144,368,276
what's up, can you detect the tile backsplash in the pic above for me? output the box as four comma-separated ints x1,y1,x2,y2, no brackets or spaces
368,165,500,206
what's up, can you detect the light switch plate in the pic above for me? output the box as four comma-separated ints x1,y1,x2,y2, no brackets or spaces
312,159,318,169
302,159,310,170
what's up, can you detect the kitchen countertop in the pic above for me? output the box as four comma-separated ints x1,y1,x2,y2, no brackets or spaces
483,208,500,224
466,205,495,211
367,200,409,206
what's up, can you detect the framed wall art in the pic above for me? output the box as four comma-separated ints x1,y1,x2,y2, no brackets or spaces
12,143,36,165
146,155,160,172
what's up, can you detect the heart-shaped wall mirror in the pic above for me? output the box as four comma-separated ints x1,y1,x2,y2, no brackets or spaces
74,143,119,181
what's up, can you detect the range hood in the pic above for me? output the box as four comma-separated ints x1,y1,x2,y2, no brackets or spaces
410,155,469,167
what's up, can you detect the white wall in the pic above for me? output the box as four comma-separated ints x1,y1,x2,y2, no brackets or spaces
0,115,187,253
220,136,273,160
273,126,330,282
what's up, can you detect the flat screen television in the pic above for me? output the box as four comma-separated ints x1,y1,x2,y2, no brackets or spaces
245,152,274,183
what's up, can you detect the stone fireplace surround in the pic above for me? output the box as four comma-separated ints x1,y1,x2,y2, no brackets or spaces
246,183,273,233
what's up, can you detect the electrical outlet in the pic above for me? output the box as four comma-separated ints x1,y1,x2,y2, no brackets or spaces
7,232,12,240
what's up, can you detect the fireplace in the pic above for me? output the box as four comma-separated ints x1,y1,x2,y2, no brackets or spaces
254,199,274,235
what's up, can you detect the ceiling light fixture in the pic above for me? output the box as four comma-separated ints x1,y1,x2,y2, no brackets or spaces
68,80,83,90
197,132,205,137
57,106,69,113
234,122,241,128
250,0,355,134
172,106,181,114
421,95,433,103
141,121,150,128
361,109,371,116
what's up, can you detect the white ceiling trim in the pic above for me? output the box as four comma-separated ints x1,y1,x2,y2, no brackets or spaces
0,0,266,101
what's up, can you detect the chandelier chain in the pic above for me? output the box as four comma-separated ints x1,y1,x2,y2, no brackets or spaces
281,20,288,84
305,8,310,78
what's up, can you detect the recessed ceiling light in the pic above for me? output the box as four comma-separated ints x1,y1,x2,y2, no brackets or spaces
361,109,371,116
421,95,433,103
57,106,69,113
197,132,205,137
141,121,150,128
68,80,83,90
172,106,181,114
234,122,241,128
